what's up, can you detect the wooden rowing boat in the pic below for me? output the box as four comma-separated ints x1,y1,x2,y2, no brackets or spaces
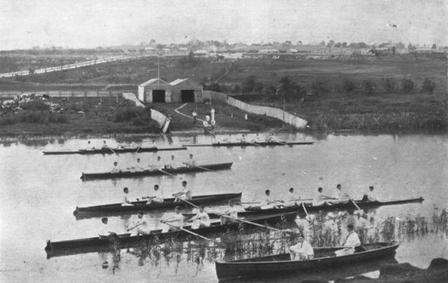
74,193,242,219
183,197,424,220
45,212,296,259
43,146,186,155
183,141,313,147
80,162,233,181
242,197,424,216
215,242,399,281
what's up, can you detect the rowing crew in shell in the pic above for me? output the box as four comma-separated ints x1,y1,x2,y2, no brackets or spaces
109,154,197,173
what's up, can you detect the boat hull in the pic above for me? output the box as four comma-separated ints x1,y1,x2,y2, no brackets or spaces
184,141,313,147
80,162,233,181
74,193,242,219
45,212,296,259
43,146,186,155
215,242,399,281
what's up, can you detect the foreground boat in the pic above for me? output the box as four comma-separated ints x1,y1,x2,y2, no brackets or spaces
45,212,296,259
74,193,242,219
183,141,313,147
80,162,233,181
183,197,424,220
43,146,186,155
215,242,399,281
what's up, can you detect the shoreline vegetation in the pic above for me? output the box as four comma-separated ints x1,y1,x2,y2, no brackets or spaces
0,53,447,136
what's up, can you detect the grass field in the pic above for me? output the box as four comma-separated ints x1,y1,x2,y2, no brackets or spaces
0,53,446,132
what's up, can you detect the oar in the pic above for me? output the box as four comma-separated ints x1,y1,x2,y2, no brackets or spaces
350,199,362,210
157,168,175,177
176,197,280,232
301,202,309,216
175,196,199,208
182,162,211,171
107,147,116,154
160,220,212,241
135,146,141,153
220,214,281,232
126,222,143,232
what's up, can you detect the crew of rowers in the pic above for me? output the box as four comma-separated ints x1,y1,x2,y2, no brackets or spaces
257,184,377,209
121,180,192,206
110,154,197,173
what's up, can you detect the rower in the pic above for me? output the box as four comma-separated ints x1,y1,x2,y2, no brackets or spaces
362,186,377,201
221,201,239,224
286,187,301,207
99,217,114,237
101,140,108,149
174,180,192,201
260,189,283,209
312,187,334,206
335,223,362,256
122,187,133,206
144,184,164,204
190,205,211,228
165,155,176,169
86,140,94,150
334,184,350,203
163,206,184,232
289,234,314,260
128,212,148,235
111,161,120,173
149,156,162,169
185,154,196,167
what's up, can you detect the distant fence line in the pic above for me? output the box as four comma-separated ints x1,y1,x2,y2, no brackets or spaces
204,90,308,129
0,90,124,99
0,54,155,79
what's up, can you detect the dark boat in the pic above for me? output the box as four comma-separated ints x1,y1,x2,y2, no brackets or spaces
183,197,424,220
183,141,313,147
242,197,424,216
80,162,233,181
74,193,242,219
45,212,297,259
43,146,186,155
215,242,399,281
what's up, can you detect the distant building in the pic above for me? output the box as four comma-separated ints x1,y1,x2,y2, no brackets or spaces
138,78,203,103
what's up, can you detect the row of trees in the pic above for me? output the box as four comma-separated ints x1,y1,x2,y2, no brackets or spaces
204,76,438,102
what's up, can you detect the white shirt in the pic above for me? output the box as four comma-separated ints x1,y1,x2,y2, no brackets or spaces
290,240,314,258
99,225,110,236
169,213,184,227
193,211,210,226
287,192,300,204
224,206,239,219
336,189,350,200
313,192,327,205
366,190,377,201
182,185,192,199
344,231,361,248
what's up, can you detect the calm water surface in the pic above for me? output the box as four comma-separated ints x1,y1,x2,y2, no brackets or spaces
0,133,447,282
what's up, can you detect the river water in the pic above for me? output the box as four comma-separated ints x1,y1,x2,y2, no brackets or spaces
0,133,447,282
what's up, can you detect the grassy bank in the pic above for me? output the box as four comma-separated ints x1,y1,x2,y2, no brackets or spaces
0,97,160,135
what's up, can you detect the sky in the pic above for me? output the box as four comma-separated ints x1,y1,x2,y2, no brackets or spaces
0,0,447,50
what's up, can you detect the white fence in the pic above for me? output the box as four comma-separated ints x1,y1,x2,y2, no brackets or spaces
204,90,308,129
0,90,123,99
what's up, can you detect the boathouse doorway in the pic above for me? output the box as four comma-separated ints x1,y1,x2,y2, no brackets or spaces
181,90,195,103
152,90,166,103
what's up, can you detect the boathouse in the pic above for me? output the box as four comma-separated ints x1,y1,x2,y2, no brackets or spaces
138,78,203,103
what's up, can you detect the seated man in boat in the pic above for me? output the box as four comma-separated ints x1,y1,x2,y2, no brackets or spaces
143,184,164,204
122,187,133,206
163,206,185,232
260,189,284,209
111,161,120,173
165,155,177,169
362,186,377,201
128,158,144,172
149,156,162,169
101,140,109,149
335,223,361,256
333,184,351,203
99,217,116,237
289,235,314,260
312,187,335,206
221,201,239,224
127,212,149,235
174,180,192,201
85,140,95,150
286,187,302,207
184,154,196,168
190,205,211,228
